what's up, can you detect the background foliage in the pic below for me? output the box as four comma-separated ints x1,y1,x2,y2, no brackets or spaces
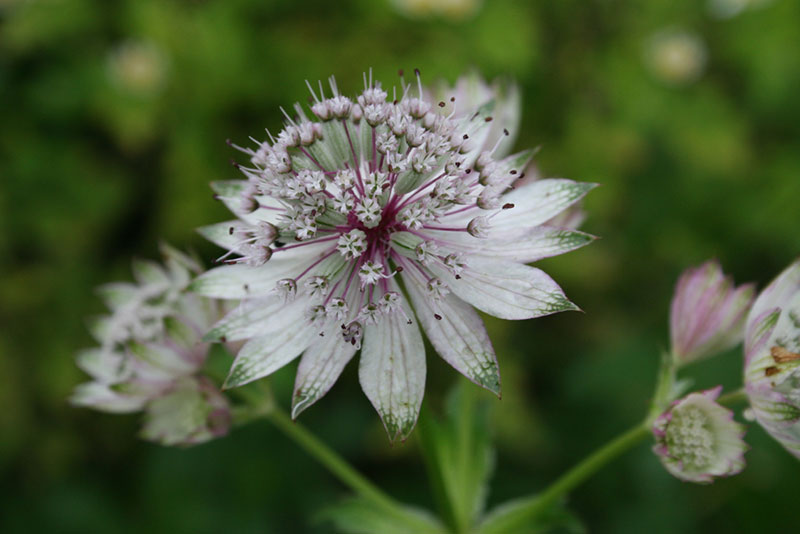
2,0,799,532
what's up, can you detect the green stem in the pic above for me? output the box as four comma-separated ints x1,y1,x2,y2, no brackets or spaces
266,408,394,511
534,422,650,509
229,382,443,532
481,421,650,532
266,407,444,533
718,388,748,406
453,383,475,534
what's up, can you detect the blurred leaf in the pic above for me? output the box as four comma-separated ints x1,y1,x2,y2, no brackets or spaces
477,498,585,534
318,497,445,534
418,380,494,532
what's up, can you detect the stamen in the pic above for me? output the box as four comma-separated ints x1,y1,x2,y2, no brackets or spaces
306,80,321,103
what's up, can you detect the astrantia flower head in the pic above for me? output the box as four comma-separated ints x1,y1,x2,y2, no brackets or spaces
652,387,747,483
193,70,596,441
72,245,231,446
670,260,755,366
743,259,800,458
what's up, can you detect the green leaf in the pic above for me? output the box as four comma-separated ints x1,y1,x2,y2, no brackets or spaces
417,380,495,533
477,499,586,534
318,497,445,534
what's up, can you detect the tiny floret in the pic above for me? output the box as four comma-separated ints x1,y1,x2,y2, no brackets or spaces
467,216,490,238
337,229,368,259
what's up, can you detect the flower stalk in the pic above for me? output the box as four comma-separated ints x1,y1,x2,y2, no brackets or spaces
479,422,650,533
236,383,445,533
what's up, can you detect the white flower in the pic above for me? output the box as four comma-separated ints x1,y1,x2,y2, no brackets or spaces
645,29,708,86
194,71,596,441
743,259,800,458
652,387,747,484
71,244,231,446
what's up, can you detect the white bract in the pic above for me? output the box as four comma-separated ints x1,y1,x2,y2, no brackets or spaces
193,71,596,441
72,245,230,446
744,259,800,458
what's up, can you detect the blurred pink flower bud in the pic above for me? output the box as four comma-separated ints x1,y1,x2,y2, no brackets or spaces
670,261,755,365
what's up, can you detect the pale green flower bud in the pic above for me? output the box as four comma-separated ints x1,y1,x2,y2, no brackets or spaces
652,387,747,483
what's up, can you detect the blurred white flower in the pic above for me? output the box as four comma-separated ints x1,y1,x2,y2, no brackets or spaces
72,245,231,446
708,0,775,19
391,0,482,20
194,71,595,441
645,30,708,86
141,376,231,446
107,40,167,96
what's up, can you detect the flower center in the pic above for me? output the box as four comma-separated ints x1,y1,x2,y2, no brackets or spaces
666,406,715,470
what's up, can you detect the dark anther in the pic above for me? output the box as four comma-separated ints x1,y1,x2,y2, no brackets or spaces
434,314,442,321
463,134,469,140
503,128,509,136
455,162,461,167
319,332,325,337
519,173,526,179
414,68,421,77
396,266,404,272
244,284,250,290
455,274,462,280
220,336,227,343
341,324,347,329
407,319,413,324
503,203,515,209
450,96,455,102
510,170,517,175
229,226,235,234
485,116,493,122
465,169,472,174
398,69,404,76
438,101,446,108
212,194,221,200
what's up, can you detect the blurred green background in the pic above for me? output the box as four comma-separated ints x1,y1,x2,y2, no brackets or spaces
2,0,800,532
